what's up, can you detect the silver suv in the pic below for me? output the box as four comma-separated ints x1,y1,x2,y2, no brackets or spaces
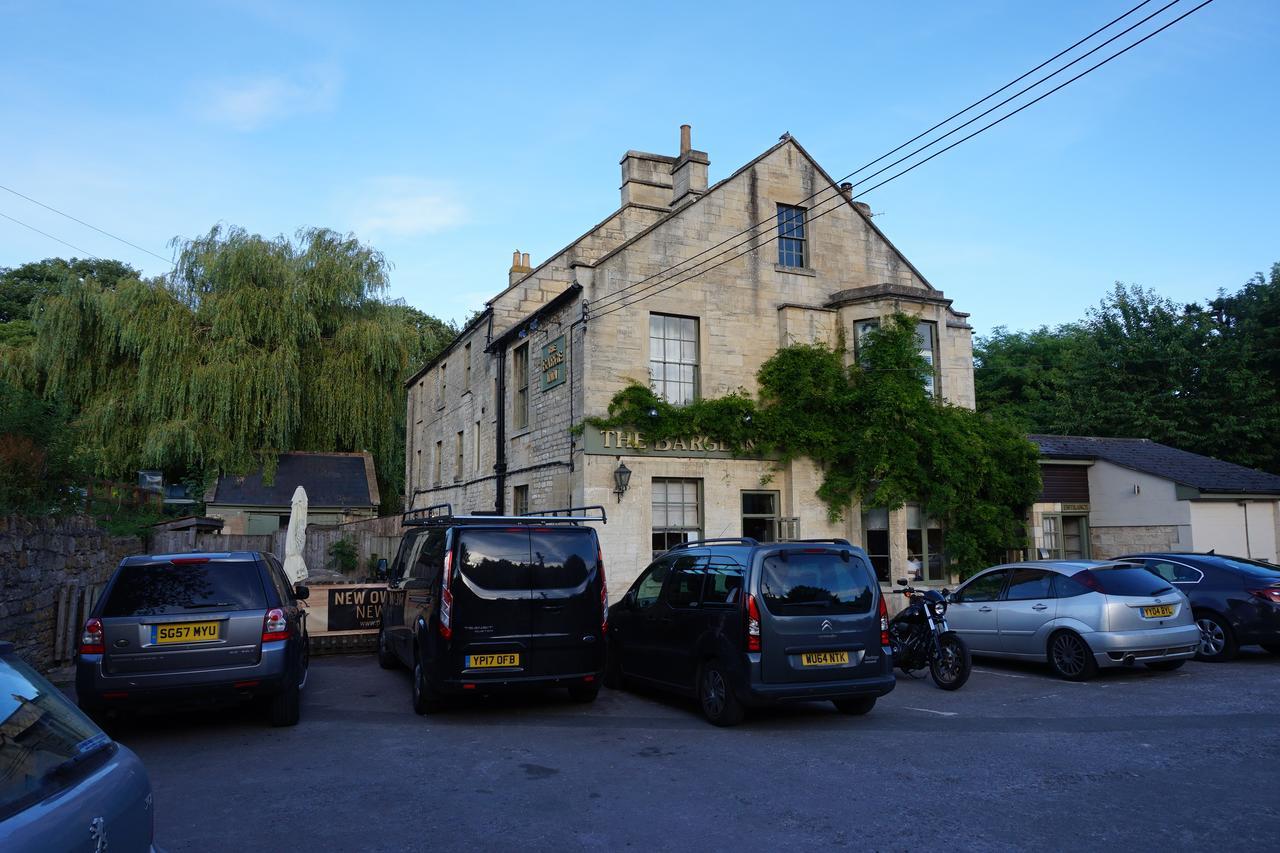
75,551,310,726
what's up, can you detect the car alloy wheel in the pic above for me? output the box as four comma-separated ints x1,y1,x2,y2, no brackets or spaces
1044,630,1095,676
701,668,726,719
1196,618,1226,657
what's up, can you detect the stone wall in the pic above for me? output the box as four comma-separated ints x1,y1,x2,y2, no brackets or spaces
1090,525,1182,560
0,515,143,672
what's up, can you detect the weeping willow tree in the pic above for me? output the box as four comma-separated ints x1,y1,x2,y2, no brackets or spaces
30,226,432,510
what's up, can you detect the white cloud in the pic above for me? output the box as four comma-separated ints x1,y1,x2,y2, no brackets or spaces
349,178,468,239
198,65,341,131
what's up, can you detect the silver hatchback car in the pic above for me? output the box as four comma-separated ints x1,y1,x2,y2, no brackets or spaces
946,561,1199,680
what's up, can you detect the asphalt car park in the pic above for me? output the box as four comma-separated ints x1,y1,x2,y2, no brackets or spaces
82,649,1280,852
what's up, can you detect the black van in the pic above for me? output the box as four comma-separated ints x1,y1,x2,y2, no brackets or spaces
377,504,609,713
606,538,895,726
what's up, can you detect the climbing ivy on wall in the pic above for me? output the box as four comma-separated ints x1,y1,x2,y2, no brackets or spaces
585,314,1042,577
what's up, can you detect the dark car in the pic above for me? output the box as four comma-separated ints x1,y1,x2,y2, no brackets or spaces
378,504,609,713
0,641,161,852
1121,552,1280,661
606,538,895,726
75,551,310,727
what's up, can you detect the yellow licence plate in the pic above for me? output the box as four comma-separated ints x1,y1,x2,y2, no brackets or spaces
801,651,849,667
154,621,221,644
1142,605,1175,618
466,653,520,669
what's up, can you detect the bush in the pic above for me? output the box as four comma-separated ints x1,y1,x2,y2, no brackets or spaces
327,536,359,574
0,381,82,514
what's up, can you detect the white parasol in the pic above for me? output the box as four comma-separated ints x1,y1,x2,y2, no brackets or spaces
283,485,309,584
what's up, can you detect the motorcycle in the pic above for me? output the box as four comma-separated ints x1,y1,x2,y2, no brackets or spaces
888,578,972,690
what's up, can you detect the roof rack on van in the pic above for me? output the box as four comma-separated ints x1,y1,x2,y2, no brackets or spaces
401,504,607,527
667,537,759,551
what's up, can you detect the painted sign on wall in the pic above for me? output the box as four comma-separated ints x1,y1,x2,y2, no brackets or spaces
541,334,567,391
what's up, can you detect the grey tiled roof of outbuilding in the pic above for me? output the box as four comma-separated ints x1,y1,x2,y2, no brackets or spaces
208,452,380,508
1030,435,1280,495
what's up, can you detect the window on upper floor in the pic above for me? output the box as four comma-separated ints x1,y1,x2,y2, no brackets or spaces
649,313,699,405
438,362,447,408
512,342,530,431
915,321,938,399
433,440,442,486
454,431,464,482
776,204,807,268
464,342,472,390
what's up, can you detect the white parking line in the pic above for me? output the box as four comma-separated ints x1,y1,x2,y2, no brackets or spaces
973,668,1028,679
906,707,959,717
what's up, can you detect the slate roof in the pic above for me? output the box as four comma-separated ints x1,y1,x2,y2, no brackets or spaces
207,452,380,508
1031,435,1280,495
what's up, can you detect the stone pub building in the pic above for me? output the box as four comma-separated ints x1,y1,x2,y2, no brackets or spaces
405,127,975,595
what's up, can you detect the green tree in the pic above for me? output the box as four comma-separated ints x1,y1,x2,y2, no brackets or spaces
27,226,432,511
976,267,1280,474
0,381,82,514
0,257,139,323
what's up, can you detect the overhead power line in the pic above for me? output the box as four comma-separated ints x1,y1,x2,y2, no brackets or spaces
586,0,1166,315
588,0,1216,324
0,183,175,266
0,210,102,260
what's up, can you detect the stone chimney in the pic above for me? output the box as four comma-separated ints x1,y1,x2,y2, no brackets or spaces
670,124,709,209
621,149,675,208
509,250,533,285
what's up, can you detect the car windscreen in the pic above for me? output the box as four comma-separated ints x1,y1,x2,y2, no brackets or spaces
759,550,874,615
1080,566,1174,597
0,653,112,821
101,560,268,616
457,529,596,592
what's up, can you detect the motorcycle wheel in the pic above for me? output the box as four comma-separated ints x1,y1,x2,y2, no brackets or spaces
929,633,971,691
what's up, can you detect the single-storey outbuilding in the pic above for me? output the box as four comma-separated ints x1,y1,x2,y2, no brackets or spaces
1029,435,1280,563
204,451,380,535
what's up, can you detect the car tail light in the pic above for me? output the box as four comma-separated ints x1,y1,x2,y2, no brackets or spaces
878,594,890,647
262,608,289,642
79,618,104,655
599,545,608,632
439,549,454,639
1248,587,1280,605
746,594,761,652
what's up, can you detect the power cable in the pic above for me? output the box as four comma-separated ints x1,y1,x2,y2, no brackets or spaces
0,183,175,266
589,0,1216,323
0,210,102,260
586,0,1167,315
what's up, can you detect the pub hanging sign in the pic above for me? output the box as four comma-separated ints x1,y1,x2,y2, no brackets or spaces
541,334,567,391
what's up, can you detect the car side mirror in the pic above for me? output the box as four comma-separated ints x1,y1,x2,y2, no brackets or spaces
895,578,908,587
375,558,389,580
941,588,951,597
294,583,310,601
623,589,637,608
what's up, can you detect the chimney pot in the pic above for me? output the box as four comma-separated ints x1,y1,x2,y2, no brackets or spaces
839,182,853,201
853,201,872,217
680,124,691,155
511,250,521,268
521,252,530,268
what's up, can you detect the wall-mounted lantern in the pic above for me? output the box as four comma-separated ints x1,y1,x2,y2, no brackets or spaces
613,460,632,503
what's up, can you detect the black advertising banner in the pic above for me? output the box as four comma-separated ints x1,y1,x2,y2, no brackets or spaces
326,586,387,631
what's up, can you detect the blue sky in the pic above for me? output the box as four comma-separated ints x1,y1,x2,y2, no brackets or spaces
1,0,1275,336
